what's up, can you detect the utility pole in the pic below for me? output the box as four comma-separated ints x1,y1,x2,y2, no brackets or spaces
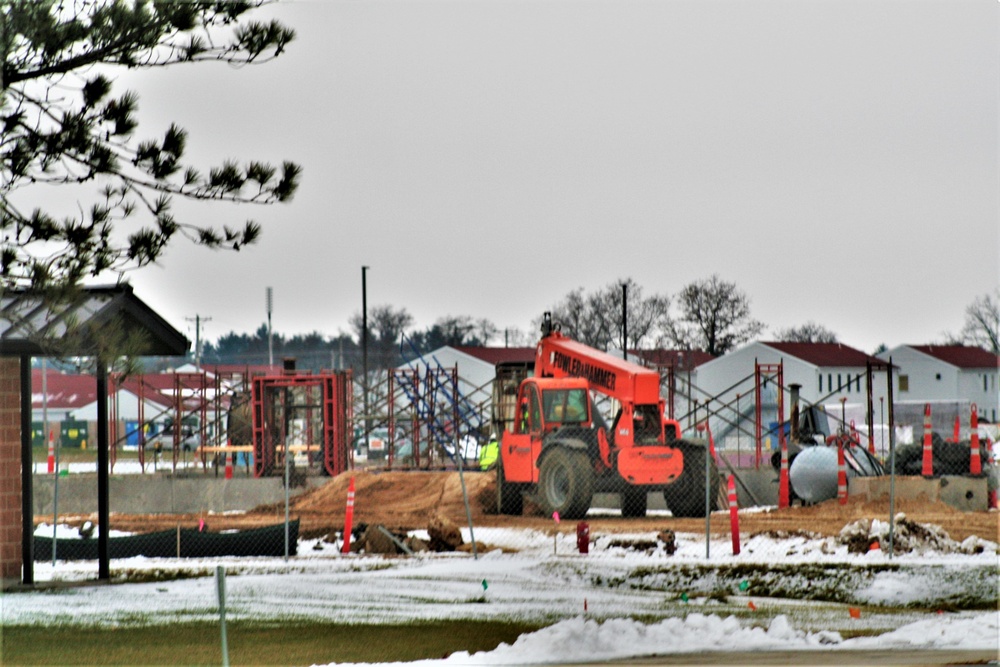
621,282,628,362
362,266,370,454
186,315,212,369
266,287,274,367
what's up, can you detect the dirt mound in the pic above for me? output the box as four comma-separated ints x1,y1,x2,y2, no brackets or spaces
250,470,496,531
249,472,997,544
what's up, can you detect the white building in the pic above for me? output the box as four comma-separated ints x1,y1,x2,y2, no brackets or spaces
397,345,536,421
878,345,999,423
691,341,893,454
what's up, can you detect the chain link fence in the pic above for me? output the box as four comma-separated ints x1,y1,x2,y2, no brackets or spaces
27,364,998,580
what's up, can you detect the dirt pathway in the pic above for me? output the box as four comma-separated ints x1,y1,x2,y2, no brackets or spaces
57,471,998,544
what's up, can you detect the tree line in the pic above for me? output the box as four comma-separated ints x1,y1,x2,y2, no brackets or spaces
192,278,1000,373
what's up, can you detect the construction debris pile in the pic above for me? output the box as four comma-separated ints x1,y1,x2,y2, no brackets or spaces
837,514,994,555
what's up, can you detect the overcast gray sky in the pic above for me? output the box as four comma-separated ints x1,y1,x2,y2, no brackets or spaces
103,0,998,354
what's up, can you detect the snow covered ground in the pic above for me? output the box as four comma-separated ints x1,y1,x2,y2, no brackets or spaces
7,522,999,665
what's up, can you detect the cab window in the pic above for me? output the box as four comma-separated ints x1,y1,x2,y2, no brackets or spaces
517,386,543,434
633,404,661,444
542,388,588,424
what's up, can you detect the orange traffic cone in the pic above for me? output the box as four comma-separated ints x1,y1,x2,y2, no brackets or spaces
341,476,356,554
837,436,848,505
47,431,55,474
969,405,982,476
728,474,740,555
921,403,934,477
778,440,790,509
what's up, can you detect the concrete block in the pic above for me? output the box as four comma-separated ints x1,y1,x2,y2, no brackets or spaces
938,475,988,512
732,467,778,507
848,475,987,512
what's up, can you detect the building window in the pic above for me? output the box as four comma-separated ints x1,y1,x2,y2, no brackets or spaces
935,373,941,380
818,375,823,392
899,375,909,392
837,374,843,391
985,374,989,392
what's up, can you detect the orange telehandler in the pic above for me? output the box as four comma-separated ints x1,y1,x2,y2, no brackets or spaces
496,313,718,519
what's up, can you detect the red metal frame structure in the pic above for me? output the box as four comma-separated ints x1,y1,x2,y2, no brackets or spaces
169,372,210,471
107,373,173,473
251,371,352,478
754,361,785,468
108,374,120,472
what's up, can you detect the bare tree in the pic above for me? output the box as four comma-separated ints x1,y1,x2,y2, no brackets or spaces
413,315,497,349
545,278,671,351
350,304,414,366
774,322,839,343
668,274,764,356
959,289,1000,354
500,326,532,347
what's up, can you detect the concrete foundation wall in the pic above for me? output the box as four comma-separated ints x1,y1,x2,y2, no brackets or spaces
33,473,323,516
31,469,989,519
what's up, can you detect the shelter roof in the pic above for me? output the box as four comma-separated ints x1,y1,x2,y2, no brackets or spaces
0,284,189,357
908,344,999,369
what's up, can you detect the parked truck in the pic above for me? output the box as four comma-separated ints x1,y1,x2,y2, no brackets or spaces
495,313,719,519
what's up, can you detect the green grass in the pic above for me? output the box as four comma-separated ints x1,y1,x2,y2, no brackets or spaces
2,619,544,666
33,444,135,464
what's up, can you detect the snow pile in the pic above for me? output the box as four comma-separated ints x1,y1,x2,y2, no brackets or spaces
330,612,999,666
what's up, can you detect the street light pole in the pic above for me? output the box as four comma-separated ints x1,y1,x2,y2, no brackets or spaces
362,266,369,454
621,282,628,361
266,287,274,367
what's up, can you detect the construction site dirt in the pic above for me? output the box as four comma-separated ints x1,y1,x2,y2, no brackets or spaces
52,471,999,545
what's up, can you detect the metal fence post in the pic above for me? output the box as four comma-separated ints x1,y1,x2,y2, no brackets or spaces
216,566,229,667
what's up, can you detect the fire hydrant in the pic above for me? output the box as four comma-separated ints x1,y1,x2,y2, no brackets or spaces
576,521,590,554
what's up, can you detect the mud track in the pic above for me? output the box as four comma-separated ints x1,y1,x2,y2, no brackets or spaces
52,471,999,544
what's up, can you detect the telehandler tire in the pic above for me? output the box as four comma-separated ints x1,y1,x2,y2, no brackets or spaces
538,447,593,520
620,487,648,518
663,439,719,518
496,457,523,516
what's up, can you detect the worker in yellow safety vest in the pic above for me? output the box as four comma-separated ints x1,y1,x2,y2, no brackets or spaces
479,433,498,470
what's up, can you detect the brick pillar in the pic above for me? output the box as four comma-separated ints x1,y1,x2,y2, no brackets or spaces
0,357,23,585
